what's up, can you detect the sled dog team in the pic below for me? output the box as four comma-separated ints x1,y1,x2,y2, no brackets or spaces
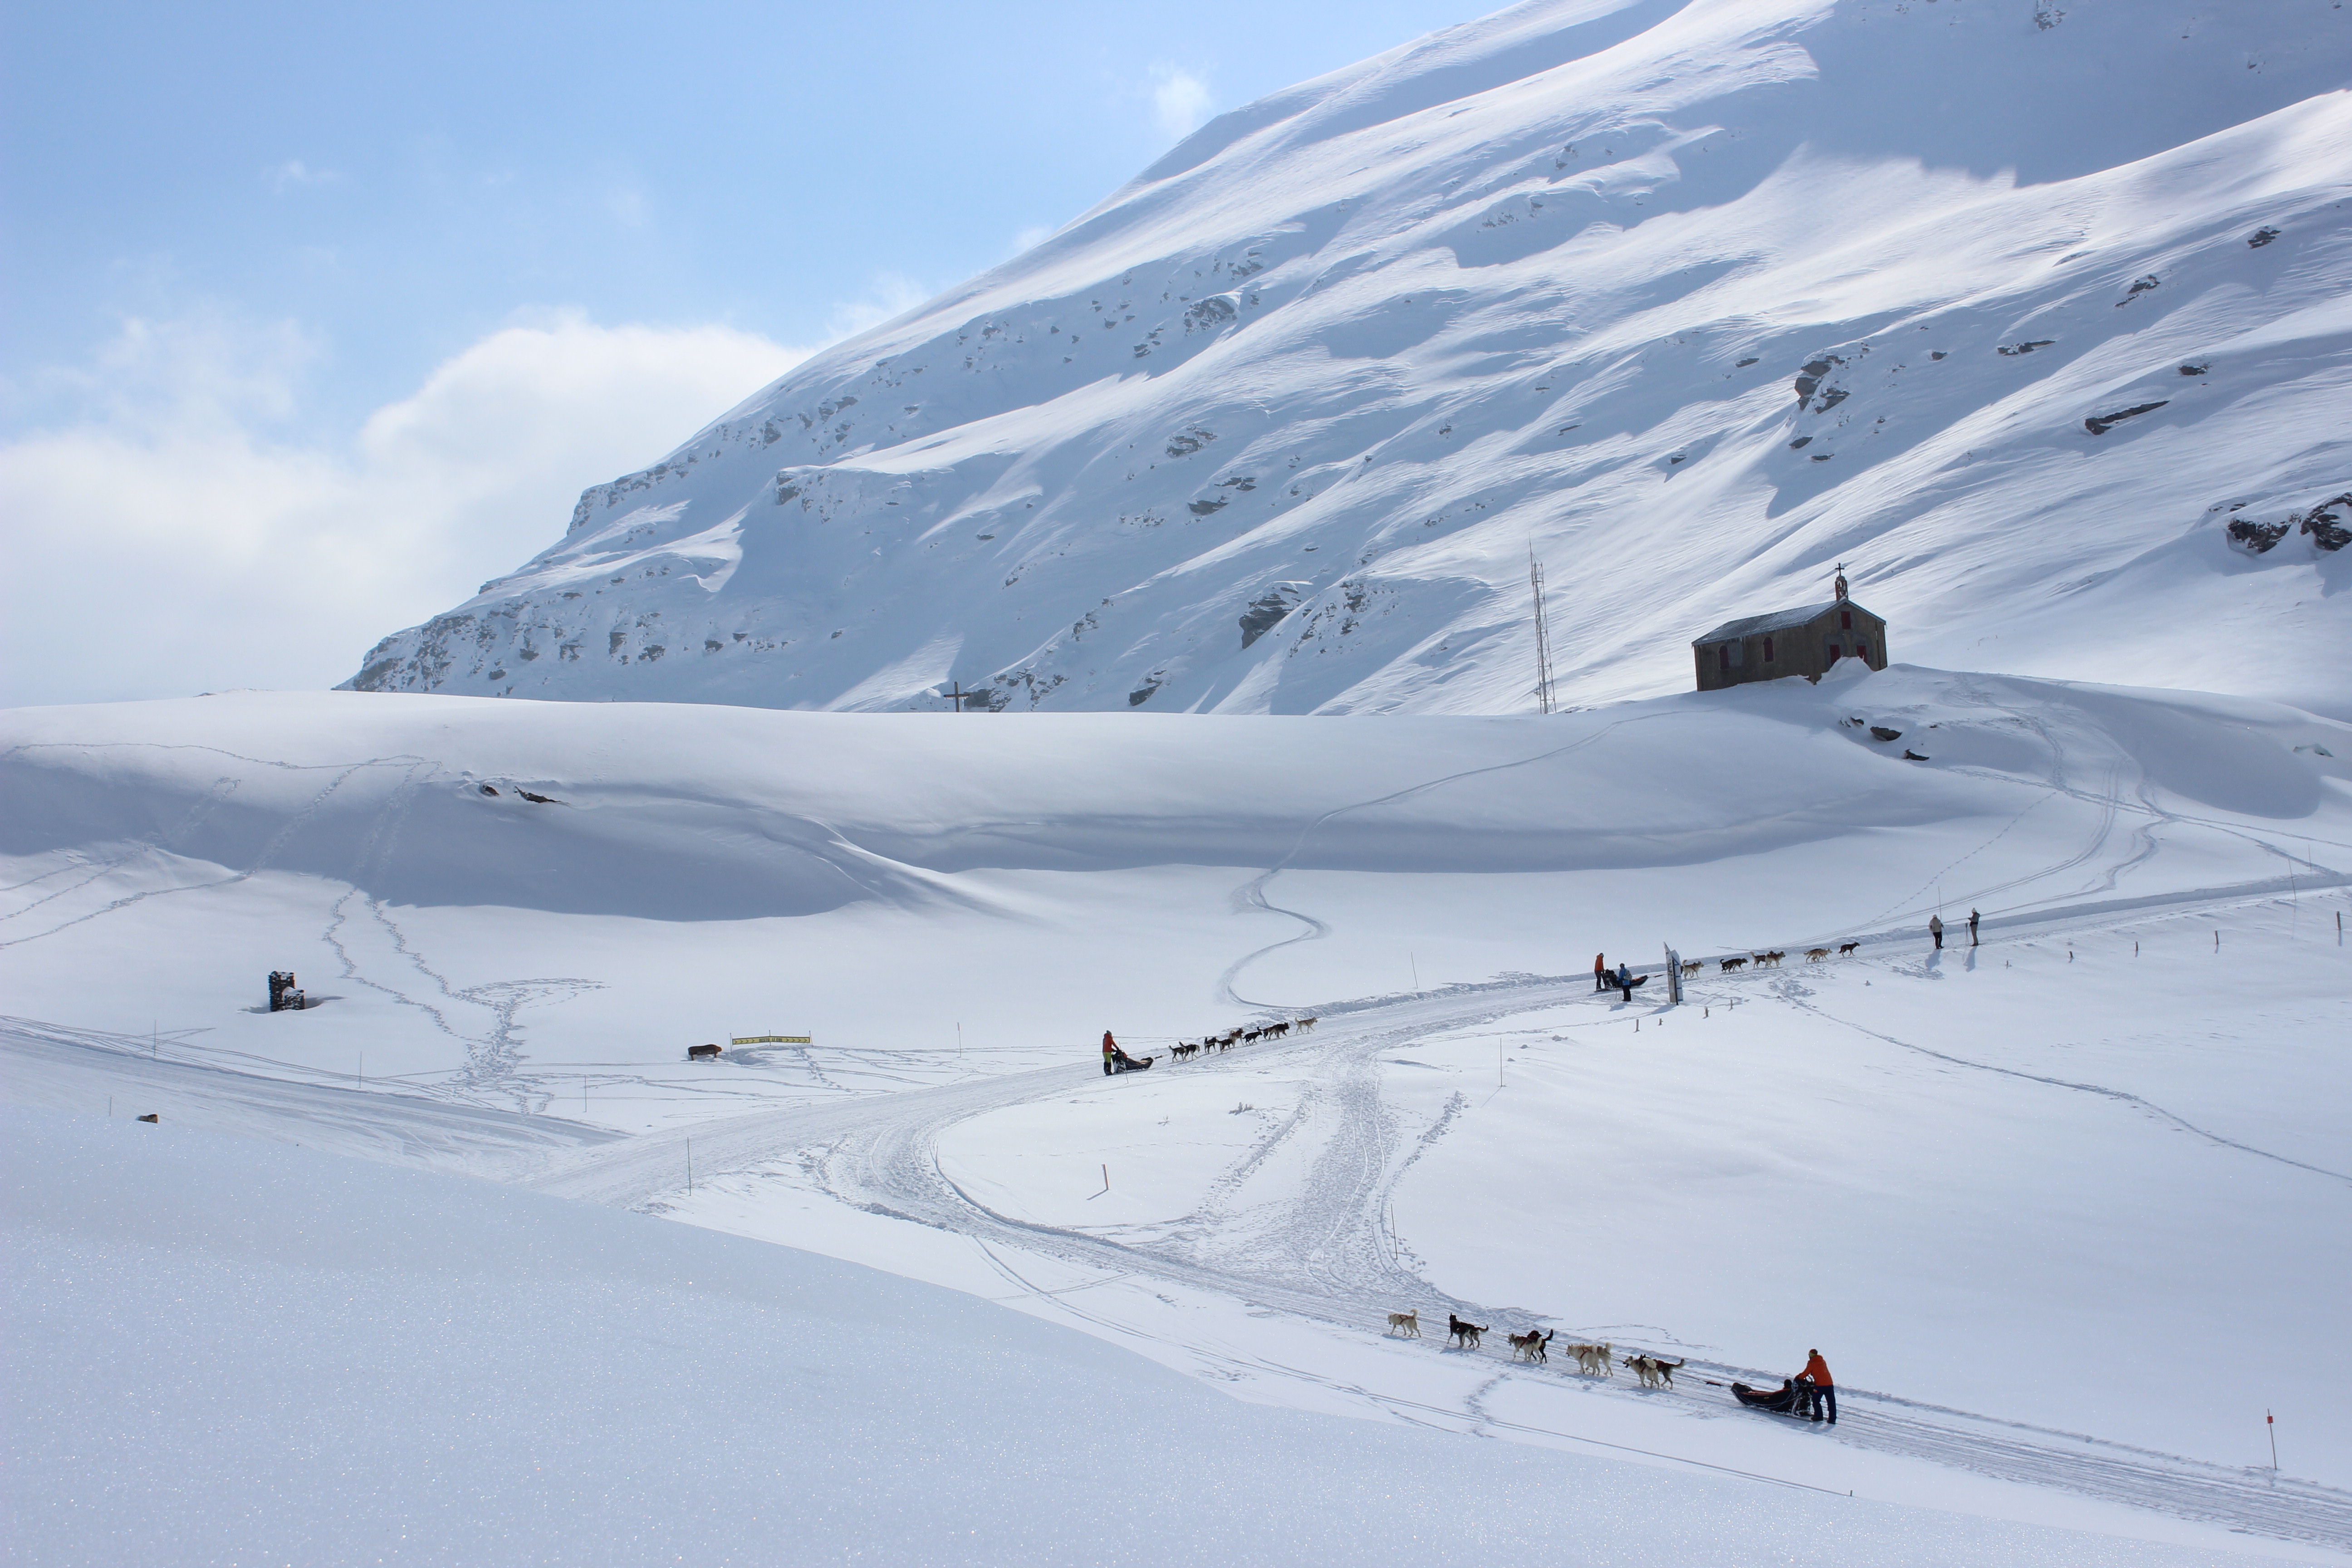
1381,1312,1683,1386
1168,1016,1316,1062
1713,941,1861,974
1639,941,1873,985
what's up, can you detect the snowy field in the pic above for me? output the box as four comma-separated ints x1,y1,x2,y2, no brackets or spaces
5,669,2349,1562
10,1102,2297,1568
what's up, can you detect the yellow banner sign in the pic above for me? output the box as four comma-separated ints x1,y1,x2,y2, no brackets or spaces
731,1034,811,1045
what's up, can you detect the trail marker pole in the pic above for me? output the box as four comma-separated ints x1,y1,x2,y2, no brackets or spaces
957,1022,963,1059
1411,953,1421,995
1529,543,1556,716
358,1054,363,1089
687,1139,693,1193
2268,1410,2278,1471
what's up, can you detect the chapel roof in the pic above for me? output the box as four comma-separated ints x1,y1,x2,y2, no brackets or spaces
1691,599,1876,646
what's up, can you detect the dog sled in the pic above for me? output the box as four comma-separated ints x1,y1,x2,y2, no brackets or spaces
1109,1050,1154,1073
1730,1378,1813,1416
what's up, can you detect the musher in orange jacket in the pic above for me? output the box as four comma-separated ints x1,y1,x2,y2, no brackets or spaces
1798,1349,1835,1425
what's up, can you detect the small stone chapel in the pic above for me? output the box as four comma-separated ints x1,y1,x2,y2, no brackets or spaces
1691,568,1887,691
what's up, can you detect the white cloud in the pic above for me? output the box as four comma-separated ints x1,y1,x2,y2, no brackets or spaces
824,274,931,341
270,160,340,192
1149,64,1216,142
0,315,811,707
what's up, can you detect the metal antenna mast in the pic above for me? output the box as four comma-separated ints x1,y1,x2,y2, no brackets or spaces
1528,543,1556,715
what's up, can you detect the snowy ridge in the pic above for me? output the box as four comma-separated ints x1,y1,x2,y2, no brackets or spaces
345,0,2352,719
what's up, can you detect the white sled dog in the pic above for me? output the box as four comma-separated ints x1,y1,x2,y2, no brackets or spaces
1386,1310,1420,1338
1569,1342,1614,1377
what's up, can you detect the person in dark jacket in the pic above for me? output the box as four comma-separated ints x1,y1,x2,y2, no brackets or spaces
1798,1349,1836,1424
1968,908,1980,946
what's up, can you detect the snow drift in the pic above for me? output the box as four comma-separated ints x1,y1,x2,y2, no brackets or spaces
342,0,2352,719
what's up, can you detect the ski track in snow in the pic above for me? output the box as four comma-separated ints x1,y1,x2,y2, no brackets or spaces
507,720,2348,1549
1219,716,1667,1006
1783,992,2352,1189
10,721,2350,1546
0,1014,618,1175
0,745,433,951
526,908,2352,1550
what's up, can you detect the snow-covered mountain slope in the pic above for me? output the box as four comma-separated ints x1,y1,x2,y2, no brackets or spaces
342,0,2352,720
6,674,2351,1558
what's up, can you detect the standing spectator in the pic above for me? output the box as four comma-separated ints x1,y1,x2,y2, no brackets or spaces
1594,952,1607,993
1929,913,1944,950
1615,963,1635,1002
1968,908,1980,946
1799,1349,1835,1424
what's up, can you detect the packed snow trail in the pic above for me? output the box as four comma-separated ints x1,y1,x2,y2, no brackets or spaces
0,1015,618,1176
529,940,2352,1552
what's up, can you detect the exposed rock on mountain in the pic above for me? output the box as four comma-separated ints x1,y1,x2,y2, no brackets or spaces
344,0,2352,718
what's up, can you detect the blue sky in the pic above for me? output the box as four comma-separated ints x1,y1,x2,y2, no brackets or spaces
1,0,1477,706
6,0,1474,441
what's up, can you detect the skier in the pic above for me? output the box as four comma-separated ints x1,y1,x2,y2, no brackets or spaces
1615,962,1635,1003
1102,1031,1117,1077
1968,908,1980,946
1594,953,1607,993
1928,913,1944,950
1798,1348,1836,1424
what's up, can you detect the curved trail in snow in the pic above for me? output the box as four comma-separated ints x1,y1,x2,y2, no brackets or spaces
1784,995,2352,1187
1216,719,1664,1007
529,895,2352,1552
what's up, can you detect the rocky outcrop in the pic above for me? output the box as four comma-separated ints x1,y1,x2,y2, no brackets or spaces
2083,401,2167,435
2299,492,2352,552
2227,517,2290,554
1238,584,1307,649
